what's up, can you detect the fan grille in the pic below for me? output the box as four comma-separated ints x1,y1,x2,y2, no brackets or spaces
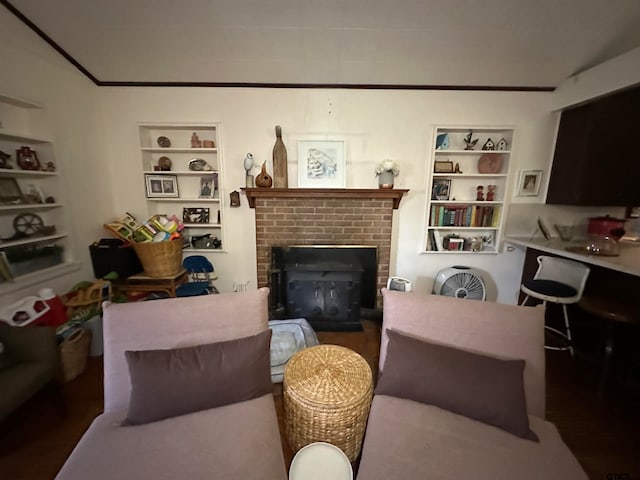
438,270,486,301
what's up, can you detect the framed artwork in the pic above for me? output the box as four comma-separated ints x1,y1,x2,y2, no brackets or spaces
145,174,179,198
298,140,346,188
199,176,213,198
625,206,639,219
434,161,454,173
0,177,24,203
431,179,451,200
517,170,542,196
183,207,210,224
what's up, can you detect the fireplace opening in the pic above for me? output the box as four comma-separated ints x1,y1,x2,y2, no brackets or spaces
270,246,378,331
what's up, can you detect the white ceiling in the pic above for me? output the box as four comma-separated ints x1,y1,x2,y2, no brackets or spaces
5,0,640,88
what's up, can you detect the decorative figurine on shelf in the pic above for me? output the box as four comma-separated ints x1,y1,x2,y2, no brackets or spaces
435,133,450,150
486,184,496,201
454,162,463,174
0,150,12,169
42,161,56,172
476,185,485,201
255,161,273,188
482,138,495,151
243,153,255,187
463,131,478,150
16,146,40,170
191,132,202,148
496,138,508,151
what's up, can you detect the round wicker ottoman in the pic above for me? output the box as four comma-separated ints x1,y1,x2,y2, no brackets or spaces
283,344,373,462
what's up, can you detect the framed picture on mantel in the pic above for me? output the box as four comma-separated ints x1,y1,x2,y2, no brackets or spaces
297,140,346,188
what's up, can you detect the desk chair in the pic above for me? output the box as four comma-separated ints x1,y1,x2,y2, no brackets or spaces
519,255,590,356
175,255,219,297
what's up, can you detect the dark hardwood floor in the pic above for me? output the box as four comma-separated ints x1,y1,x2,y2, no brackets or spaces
1,318,638,480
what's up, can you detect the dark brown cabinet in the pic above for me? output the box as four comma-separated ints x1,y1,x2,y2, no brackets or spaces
547,86,640,206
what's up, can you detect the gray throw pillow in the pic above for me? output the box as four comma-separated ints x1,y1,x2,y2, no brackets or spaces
124,329,272,425
375,328,538,441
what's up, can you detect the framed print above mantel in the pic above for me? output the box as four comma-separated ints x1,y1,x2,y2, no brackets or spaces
297,139,346,188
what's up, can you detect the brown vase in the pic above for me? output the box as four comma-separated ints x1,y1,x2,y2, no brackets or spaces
255,162,273,188
272,125,288,188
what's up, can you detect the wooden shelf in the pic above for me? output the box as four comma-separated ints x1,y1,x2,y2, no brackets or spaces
241,188,409,209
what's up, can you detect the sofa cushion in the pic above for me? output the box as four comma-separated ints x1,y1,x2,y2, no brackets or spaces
56,395,288,480
356,395,587,480
124,329,272,425
375,328,537,441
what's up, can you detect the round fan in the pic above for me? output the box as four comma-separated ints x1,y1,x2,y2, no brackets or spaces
433,266,486,301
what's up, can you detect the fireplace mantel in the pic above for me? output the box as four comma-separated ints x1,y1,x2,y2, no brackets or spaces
241,188,409,209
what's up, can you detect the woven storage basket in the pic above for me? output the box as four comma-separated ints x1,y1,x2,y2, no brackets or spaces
59,328,92,383
283,344,373,462
132,239,182,277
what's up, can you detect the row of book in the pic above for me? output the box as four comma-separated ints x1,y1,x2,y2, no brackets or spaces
429,204,501,227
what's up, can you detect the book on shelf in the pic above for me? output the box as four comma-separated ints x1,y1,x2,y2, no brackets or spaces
428,204,501,227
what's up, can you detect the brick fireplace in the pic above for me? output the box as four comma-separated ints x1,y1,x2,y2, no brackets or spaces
244,188,408,313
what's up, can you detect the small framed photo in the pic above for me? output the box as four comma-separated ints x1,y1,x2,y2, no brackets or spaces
0,177,24,203
145,174,179,198
432,179,451,200
434,161,454,173
517,170,542,196
183,207,210,224
298,139,346,188
199,176,213,198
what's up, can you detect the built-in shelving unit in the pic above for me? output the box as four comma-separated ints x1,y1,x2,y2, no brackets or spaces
0,93,77,295
423,126,514,253
138,123,225,253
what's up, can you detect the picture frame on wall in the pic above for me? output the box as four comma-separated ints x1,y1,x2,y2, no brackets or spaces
431,179,451,200
145,174,179,198
517,170,542,196
297,139,346,188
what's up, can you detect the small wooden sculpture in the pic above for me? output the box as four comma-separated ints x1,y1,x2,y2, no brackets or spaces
486,185,496,201
476,185,485,201
255,161,273,188
272,126,288,188
463,131,478,150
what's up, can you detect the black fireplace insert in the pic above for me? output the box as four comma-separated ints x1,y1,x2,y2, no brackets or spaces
270,246,377,331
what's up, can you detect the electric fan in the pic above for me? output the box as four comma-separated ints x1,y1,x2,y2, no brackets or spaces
433,266,486,301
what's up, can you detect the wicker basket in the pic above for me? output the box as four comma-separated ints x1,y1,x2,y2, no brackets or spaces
132,239,183,277
283,344,373,462
59,328,92,383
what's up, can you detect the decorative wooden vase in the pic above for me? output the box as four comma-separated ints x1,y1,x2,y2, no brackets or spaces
272,125,288,188
255,162,273,188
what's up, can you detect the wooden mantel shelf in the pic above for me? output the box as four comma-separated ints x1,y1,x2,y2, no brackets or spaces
241,188,409,209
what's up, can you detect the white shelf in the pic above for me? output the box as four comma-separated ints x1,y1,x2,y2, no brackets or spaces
0,169,58,178
425,126,514,253
139,122,225,260
430,200,502,205
0,203,62,212
435,149,511,155
141,148,218,153
0,233,68,249
183,223,221,228
184,247,225,253
432,173,507,178
142,170,219,175
421,249,497,254
0,261,81,296
147,197,220,203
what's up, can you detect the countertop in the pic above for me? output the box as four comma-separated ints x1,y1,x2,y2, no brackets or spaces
504,236,640,277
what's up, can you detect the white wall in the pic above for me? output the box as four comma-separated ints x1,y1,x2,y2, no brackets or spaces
93,88,557,302
0,8,576,306
0,8,110,304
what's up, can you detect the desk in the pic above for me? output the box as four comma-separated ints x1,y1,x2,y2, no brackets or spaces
112,269,188,298
505,236,640,277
